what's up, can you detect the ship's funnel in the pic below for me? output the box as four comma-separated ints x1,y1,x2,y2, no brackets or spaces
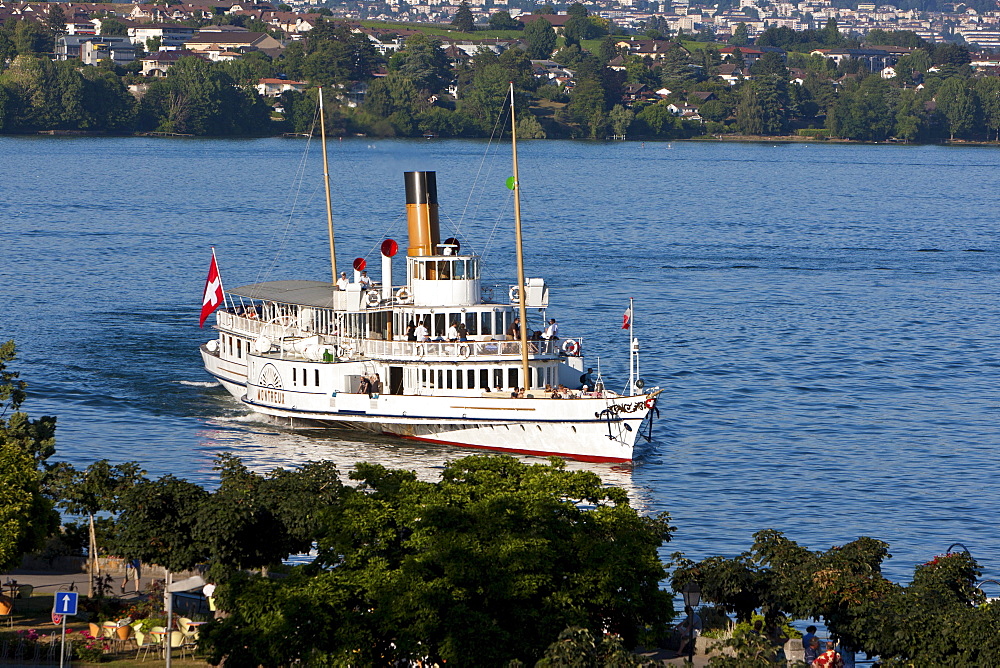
405,171,440,257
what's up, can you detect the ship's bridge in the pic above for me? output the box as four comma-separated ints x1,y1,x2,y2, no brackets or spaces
408,254,480,307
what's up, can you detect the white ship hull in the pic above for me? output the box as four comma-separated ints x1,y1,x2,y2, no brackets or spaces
202,343,655,462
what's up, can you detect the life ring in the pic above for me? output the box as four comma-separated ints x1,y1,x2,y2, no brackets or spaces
509,286,520,303
644,397,656,409
396,287,411,301
458,344,471,358
562,339,580,356
366,291,380,306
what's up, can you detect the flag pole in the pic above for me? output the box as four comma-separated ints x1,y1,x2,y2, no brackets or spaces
628,296,635,395
212,246,229,311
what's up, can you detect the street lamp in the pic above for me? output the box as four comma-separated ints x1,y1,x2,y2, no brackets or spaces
681,583,701,663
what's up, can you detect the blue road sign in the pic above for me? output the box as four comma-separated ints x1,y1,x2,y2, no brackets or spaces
54,591,78,616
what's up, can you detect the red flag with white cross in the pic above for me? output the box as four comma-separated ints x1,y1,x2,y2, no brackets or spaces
199,250,224,327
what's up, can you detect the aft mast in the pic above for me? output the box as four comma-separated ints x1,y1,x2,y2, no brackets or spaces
319,87,338,284
509,82,530,393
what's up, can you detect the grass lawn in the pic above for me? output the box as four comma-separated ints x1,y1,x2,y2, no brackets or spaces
2,593,212,666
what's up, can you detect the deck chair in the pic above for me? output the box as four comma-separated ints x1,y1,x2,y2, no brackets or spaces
167,630,191,660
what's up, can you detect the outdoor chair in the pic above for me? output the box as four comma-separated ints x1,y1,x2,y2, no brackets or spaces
138,626,165,662
167,630,191,660
15,584,32,599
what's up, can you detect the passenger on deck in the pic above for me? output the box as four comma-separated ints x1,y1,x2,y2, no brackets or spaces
506,318,520,339
337,272,349,290
542,318,559,341
358,270,373,289
447,321,459,342
414,320,430,342
406,321,417,341
358,376,371,394
370,373,383,398
457,321,468,341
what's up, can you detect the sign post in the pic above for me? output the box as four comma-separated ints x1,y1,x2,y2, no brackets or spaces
54,591,78,668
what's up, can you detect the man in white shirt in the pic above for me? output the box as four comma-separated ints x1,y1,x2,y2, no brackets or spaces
414,320,429,341
358,270,373,289
542,318,559,340
447,321,459,341
336,272,349,290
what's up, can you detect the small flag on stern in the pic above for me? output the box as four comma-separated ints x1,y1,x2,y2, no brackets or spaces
622,306,632,330
200,251,224,328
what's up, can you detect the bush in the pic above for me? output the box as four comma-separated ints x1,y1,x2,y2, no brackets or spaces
797,128,830,138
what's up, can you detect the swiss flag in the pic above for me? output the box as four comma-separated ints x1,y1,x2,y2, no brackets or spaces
622,306,632,330
199,251,224,327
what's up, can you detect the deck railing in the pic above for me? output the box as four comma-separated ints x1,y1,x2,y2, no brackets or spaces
218,310,579,361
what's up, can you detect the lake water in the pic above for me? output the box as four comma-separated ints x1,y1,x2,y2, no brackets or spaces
2,136,999,585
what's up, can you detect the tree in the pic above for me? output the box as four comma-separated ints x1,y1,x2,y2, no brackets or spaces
451,0,475,32
202,455,674,667
750,51,788,78
44,4,66,38
936,76,979,140
671,531,1000,665
730,22,750,46
568,77,608,138
113,474,210,573
735,79,785,136
99,18,128,37
0,341,59,572
195,455,343,572
609,103,634,136
567,2,589,17
488,10,521,30
826,75,894,141
50,460,146,596
392,33,451,94
524,17,557,60
975,76,1000,140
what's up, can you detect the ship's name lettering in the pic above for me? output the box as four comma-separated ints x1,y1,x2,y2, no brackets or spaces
258,388,285,404
594,401,646,418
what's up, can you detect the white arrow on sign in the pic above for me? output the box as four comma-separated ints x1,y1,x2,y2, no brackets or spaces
55,592,78,615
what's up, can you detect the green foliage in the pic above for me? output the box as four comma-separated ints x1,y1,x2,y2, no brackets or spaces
517,112,547,138
797,128,830,138
536,626,652,667
203,455,674,667
524,17,557,60
826,75,894,141
137,57,271,135
99,18,128,36
489,11,522,31
391,33,452,94
113,474,210,572
0,341,59,571
451,1,475,32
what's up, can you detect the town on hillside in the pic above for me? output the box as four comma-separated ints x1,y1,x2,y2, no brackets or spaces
1,0,1000,141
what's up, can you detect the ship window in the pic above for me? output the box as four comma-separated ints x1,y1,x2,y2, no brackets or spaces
480,369,489,389
446,370,453,389
437,260,451,280
508,368,518,389
292,368,297,385
496,312,505,337
454,260,465,279
480,312,492,335
456,370,463,389
468,369,475,389
493,368,503,389
465,312,478,336
434,313,446,336
437,369,443,388
228,336,233,355
421,369,427,387
237,339,241,358
469,258,479,279
315,369,319,386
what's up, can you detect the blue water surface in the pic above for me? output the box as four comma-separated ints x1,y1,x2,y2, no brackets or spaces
2,136,998,584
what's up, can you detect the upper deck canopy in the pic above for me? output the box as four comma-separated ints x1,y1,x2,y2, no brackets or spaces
229,280,336,308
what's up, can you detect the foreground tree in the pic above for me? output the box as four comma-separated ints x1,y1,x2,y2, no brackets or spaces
50,460,146,595
0,341,59,571
451,0,475,32
203,455,674,666
672,530,1000,664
